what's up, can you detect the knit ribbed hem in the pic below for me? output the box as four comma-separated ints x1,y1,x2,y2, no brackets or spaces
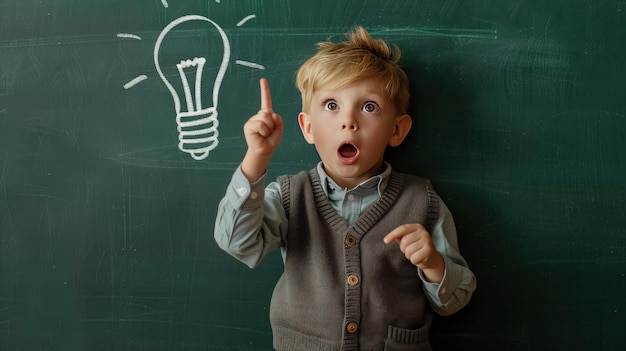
384,325,432,351
272,325,431,351
272,326,339,351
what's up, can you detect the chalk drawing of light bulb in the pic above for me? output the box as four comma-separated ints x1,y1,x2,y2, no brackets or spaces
154,15,230,161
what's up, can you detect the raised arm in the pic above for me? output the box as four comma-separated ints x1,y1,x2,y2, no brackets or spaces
214,78,287,268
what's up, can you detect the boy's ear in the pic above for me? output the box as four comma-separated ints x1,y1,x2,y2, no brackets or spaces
388,114,412,147
298,112,315,144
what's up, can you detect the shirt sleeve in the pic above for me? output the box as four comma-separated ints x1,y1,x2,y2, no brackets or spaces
214,165,288,268
419,199,477,316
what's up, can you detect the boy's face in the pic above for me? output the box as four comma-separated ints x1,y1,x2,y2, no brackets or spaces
298,77,412,189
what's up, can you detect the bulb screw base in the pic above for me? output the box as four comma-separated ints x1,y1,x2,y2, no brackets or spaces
176,107,219,160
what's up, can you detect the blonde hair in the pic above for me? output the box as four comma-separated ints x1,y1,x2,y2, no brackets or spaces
296,26,410,114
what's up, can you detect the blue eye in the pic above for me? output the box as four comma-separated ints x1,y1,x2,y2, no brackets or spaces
362,102,379,113
324,101,339,111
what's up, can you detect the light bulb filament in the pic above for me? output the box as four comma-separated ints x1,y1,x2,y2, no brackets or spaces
177,57,206,113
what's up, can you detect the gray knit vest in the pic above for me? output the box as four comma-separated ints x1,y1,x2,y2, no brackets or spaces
271,168,439,351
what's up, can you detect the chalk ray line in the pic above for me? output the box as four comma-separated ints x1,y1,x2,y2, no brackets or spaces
237,15,257,27
124,75,148,89
117,33,142,40
235,60,265,70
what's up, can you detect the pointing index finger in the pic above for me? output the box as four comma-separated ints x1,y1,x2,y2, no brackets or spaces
383,224,415,244
259,78,273,112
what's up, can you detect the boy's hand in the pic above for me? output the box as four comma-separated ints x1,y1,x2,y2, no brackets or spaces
384,224,445,283
241,78,283,182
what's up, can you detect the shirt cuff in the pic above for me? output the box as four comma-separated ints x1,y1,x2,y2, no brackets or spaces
419,255,463,308
226,165,266,210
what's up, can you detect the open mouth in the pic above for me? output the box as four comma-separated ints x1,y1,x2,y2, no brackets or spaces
338,143,359,164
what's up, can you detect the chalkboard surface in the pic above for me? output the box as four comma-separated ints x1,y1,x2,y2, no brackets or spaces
1,0,625,350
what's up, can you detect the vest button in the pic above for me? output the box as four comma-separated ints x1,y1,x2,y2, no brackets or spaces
345,235,357,247
346,322,358,334
347,274,360,286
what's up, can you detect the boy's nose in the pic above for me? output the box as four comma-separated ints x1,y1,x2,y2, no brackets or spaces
342,122,357,131
341,112,358,131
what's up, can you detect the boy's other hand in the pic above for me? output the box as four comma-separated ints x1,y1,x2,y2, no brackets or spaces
383,224,445,283
241,78,284,182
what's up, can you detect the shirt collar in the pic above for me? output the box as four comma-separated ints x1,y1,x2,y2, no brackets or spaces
316,161,392,199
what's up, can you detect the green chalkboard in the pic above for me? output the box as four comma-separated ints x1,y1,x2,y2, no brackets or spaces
1,0,625,350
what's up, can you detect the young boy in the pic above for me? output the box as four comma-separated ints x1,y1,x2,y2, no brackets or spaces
215,26,476,351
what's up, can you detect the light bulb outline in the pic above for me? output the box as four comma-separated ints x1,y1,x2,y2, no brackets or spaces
154,15,231,160
119,5,266,161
